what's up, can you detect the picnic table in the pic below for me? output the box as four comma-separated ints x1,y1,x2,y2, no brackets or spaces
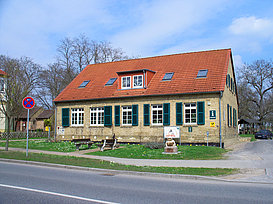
71,138,93,150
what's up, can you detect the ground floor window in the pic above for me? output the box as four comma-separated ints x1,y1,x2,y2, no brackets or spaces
184,103,196,124
71,108,84,126
122,106,132,125
90,107,104,126
152,104,163,125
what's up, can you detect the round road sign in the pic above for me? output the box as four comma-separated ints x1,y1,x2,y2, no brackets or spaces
22,97,35,109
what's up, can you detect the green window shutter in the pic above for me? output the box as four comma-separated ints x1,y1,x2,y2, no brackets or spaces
228,74,230,88
163,103,170,126
227,104,230,126
104,106,112,126
230,105,232,127
114,105,120,126
197,101,205,125
132,105,138,126
233,108,237,127
143,104,150,126
62,108,70,127
176,102,183,125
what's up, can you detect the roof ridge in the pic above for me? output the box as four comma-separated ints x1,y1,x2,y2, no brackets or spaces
85,48,232,68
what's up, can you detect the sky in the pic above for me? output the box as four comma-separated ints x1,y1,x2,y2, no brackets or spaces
1,0,273,71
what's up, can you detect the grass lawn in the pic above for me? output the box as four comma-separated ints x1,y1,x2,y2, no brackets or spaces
0,140,95,152
87,144,228,160
0,150,236,176
239,134,256,142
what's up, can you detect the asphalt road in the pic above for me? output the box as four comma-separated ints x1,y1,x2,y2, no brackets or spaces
1,162,273,204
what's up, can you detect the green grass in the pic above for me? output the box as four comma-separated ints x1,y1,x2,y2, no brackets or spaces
0,150,236,176
87,144,228,160
0,140,95,152
239,134,256,141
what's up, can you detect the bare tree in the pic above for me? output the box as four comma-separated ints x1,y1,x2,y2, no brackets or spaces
0,55,40,150
240,59,273,127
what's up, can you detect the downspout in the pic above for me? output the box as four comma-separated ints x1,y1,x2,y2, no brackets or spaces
143,70,146,88
219,91,223,148
54,102,57,142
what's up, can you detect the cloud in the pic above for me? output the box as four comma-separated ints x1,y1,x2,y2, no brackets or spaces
111,0,228,57
229,16,273,38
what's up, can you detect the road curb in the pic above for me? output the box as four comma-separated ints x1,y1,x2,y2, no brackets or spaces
1,158,273,185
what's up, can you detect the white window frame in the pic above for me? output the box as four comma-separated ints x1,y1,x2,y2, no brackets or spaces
121,76,131,89
133,75,143,88
122,106,132,125
184,103,197,125
151,104,163,125
71,108,84,126
90,107,104,126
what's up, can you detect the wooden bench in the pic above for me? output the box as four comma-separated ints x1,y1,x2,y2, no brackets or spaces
71,138,93,150
97,139,118,151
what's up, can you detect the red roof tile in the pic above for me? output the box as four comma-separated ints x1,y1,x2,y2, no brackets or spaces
54,49,232,102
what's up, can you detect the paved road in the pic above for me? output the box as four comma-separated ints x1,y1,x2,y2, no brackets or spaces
1,162,273,204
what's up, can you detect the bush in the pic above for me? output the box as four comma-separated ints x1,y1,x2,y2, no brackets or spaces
144,142,165,149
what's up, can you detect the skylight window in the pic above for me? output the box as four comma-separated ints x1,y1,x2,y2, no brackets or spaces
197,70,208,78
105,78,117,86
162,72,174,81
78,80,90,88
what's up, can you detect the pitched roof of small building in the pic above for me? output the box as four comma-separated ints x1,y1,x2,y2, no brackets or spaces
18,107,42,119
54,48,233,102
0,69,7,76
37,110,54,119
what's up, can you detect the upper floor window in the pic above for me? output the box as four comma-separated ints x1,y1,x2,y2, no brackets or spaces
121,76,131,89
71,108,84,126
133,75,143,88
0,79,4,92
184,103,197,124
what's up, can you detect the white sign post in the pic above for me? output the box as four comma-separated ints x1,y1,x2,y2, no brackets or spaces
22,97,35,157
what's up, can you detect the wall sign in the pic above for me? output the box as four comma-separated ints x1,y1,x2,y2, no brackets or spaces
209,110,216,119
164,126,180,139
210,122,216,127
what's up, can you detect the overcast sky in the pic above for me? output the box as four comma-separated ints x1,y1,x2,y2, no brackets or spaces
1,0,273,71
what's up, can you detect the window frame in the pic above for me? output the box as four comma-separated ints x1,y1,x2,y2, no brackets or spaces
121,76,131,89
184,103,197,125
71,108,84,126
90,107,104,126
133,75,143,88
122,106,132,126
151,104,163,125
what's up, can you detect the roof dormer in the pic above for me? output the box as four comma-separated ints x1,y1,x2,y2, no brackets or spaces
116,69,155,90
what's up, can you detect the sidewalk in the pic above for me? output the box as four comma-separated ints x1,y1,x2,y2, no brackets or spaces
1,146,273,183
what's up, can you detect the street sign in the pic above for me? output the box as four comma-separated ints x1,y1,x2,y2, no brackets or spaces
22,96,35,157
22,97,35,109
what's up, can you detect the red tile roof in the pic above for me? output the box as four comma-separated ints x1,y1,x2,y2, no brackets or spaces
0,69,7,76
54,49,232,102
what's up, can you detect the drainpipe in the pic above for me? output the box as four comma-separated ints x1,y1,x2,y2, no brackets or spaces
219,91,223,148
54,102,57,142
143,70,146,89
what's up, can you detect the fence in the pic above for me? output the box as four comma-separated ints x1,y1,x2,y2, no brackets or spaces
0,132,54,140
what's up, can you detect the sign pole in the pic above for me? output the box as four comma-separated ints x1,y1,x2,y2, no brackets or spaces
26,109,30,157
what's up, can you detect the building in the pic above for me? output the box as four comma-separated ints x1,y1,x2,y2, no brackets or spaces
16,107,54,131
54,49,238,147
0,69,8,132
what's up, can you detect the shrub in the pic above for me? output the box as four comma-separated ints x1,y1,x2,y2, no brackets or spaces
144,142,164,149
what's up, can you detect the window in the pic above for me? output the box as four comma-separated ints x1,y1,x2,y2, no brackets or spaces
122,106,132,125
162,72,174,81
184,103,197,124
90,107,104,126
152,105,163,125
105,78,117,86
197,69,208,78
133,75,143,88
78,80,90,88
121,76,131,89
71,108,84,126
0,79,4,92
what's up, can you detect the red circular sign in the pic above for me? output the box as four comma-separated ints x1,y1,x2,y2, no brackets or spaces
22,97,35,109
